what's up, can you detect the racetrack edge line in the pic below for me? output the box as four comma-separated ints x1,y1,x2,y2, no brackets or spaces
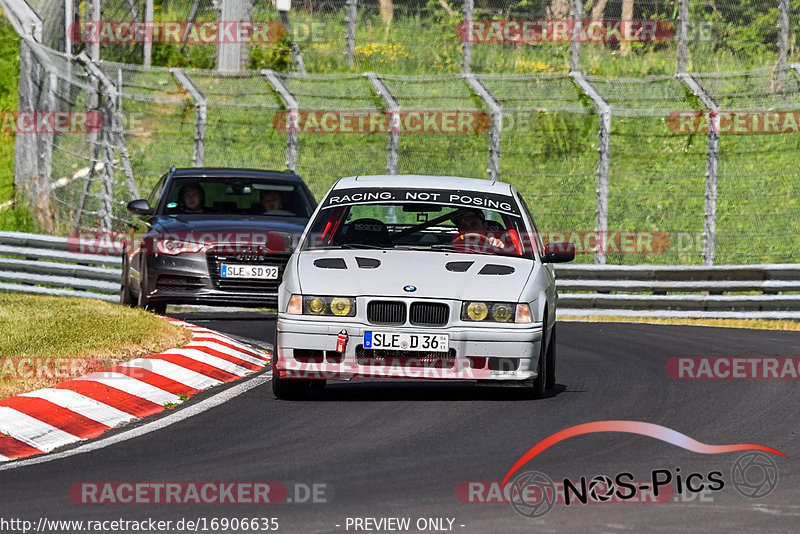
0,372,272,472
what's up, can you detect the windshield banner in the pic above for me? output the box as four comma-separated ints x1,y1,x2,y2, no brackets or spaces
320,188,521,216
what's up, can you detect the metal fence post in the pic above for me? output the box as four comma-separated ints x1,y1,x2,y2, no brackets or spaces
143,0,153,67
262,70,299,171
777,0,790,91
77,51,125,231
277,8,307,75
217,0,255,72
462,0,473,73
91,0,101,62
171,68,207,167
569,0,582,73
13,40,37,196
116,69,139,199
100,100,115,232
571,72,610,265
679,73,719,266
465,74,502,182
676,0,689,74
345,0,358,69
366,72,399,174
36,72,58,229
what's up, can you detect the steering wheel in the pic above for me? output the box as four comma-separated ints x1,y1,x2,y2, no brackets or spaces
451,232,492,253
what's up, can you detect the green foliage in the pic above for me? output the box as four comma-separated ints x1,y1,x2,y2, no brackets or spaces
0,11,20,205
249,39,293,71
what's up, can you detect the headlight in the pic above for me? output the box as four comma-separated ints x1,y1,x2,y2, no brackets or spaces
300,296,356,317
465,301,488,321
461,301,523,323
491,303,514,323
330,297,352,316
155,239,204,255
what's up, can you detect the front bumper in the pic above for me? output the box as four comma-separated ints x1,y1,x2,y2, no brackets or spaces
143,252,283,307
275,316,543,382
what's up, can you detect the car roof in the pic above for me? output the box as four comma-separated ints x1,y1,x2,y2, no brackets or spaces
170,168,304,182
334,174,514,194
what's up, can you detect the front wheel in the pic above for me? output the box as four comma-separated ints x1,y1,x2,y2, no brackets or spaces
272,373,311,400
546,323,557,389
137,270,167,315
119,257,135,307
530,331,547,398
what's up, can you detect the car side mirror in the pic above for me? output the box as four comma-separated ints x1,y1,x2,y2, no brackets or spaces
127,199,154,216
542,242,575,263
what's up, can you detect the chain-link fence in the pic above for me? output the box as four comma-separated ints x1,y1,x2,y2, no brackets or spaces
4,0,800,266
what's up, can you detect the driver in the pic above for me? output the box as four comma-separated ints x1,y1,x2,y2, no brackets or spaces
178,183,204,213
453,209,507,249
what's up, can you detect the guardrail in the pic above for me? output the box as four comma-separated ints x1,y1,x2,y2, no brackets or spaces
0,231,121,302
1,232,799,319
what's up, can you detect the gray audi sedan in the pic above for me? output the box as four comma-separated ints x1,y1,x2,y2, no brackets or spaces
123,167,316,313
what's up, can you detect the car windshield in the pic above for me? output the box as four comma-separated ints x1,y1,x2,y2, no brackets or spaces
162,177,313,217
302,188,535,258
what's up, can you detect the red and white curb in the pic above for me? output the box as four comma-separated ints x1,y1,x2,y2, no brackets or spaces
0,317,271,462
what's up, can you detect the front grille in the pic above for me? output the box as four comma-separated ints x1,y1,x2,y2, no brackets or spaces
356,346,456,368
409,302,449,327
367,300,406,325
206,251,291,292
155,274,204,291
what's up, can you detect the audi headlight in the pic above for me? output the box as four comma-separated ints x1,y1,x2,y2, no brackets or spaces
155,238,205,255
462,301,523,323
300,296,356,317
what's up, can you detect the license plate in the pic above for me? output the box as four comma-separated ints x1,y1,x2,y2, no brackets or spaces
220,264,279,279
364,331,449,352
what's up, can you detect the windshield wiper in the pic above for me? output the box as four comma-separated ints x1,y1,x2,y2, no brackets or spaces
333,243,392,250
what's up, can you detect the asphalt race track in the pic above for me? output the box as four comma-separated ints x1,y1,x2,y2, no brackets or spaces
2,315,799,533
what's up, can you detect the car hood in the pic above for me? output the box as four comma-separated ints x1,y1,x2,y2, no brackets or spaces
151,215,308,235
297,249,534,301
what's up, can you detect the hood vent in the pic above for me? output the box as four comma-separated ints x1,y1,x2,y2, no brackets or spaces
314,258,347,269
445,261,473,272
478,264,515,275
356,257,381,269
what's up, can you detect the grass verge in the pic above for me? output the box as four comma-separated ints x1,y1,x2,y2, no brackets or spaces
559,315,800,331
0,293,191,398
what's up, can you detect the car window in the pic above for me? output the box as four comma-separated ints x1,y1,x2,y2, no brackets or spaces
148,173,168,207
516,192,543,255
302,188,535,258
162,177,314,217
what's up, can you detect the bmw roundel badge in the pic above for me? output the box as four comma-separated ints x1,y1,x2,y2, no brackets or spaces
403,285,417,292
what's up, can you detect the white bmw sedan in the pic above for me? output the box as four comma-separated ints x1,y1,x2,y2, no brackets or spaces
273,175,574,399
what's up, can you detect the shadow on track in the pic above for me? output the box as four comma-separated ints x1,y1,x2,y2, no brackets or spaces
279,381,570,402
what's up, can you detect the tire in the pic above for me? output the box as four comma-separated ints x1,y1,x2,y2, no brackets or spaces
527,315,548,399
119,257,135,307
546,323,557,390
137,270,167,315
530,333,547,398
272,373,311,400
